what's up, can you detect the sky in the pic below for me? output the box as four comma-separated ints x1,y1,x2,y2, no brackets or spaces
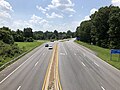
0,0,120,32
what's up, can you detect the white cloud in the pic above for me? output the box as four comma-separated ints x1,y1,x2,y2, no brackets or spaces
29,14,42,24
112,0,120,7
48,0,75,13
11,14,48,30
81,8,98,22
46,12,63,18
69,14,73,17
64,8,75,12
11,20,31,30
43,21,79,32
84,16,90,21
0,0,13,12
0,11,11,19
90,8,98,15
0,0,13,22
37,0,75,18
36,5,46,14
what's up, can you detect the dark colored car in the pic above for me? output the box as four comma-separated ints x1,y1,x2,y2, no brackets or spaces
45,44,49,47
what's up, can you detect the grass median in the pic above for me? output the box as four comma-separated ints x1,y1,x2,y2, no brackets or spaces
75,40,120,70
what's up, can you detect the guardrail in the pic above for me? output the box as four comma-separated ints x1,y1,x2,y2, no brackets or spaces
0,45,39,71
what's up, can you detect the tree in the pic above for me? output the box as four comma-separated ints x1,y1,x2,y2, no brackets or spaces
67,30,72,38
90,6,110,48
3,34,14,44
33,31,44,40
76,5,120,49
12,29,24,42
54,30,58,39
0,27,14,44
24,28,33,38
76,20,92,43
23,28,34,42
108,6,120,49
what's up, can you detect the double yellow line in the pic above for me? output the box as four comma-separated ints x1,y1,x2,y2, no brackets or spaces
42,43,62,90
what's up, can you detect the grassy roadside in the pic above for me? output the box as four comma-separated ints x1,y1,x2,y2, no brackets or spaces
75,40,120,70
16,41,45,52
0,41,46,69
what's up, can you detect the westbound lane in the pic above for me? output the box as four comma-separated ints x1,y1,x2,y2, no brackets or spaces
0,42,54,90
58,40,120,90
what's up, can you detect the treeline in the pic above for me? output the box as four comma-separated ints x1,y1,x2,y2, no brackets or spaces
0,27,21,63
76,5,120,49
13,29,75,42
0,26,75,44
34,30,75,40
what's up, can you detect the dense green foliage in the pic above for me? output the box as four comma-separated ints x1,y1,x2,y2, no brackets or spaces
33,30,75,40
76,6,120,49
0,41,21,58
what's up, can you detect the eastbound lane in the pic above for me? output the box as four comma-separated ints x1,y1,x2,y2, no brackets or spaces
59,40,120,90
0,42,54,90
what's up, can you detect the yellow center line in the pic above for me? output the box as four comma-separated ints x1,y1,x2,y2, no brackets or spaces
42,43,62,90
42,44,56,90
56,44,62,90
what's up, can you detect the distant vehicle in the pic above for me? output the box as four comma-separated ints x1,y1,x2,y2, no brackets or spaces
45,44,49,47
48,45,53,49
50,40,54,42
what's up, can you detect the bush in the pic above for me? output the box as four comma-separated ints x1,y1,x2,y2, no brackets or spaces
0,41,21,60
26,37,34,42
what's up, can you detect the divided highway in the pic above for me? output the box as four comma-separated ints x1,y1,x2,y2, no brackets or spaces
0,40,120,90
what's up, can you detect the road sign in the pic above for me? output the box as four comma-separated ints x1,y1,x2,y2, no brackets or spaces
111,49,120,54
110,49,120,61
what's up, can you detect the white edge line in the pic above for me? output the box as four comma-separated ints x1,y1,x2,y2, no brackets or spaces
35,62,39,66
17,86,21,90
0,53,34,84
101,86,105,90
81,62,86,67
62,44,67,55
94,62,99,67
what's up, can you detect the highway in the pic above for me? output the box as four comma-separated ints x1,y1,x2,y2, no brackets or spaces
59,40,120,90
0,42,54,90
0,40,120,90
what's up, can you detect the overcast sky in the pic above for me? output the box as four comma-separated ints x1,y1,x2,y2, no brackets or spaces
0,0,120,32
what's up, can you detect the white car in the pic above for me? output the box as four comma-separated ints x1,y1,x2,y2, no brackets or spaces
48,45,53,49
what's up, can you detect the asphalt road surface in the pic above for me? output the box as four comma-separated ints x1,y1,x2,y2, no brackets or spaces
0,42,54,90
58,40,120,90
0,40,120,90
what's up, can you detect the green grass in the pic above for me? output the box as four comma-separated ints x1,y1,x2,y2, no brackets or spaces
0,41,46,69
75,40,120,70
15,41,45,52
